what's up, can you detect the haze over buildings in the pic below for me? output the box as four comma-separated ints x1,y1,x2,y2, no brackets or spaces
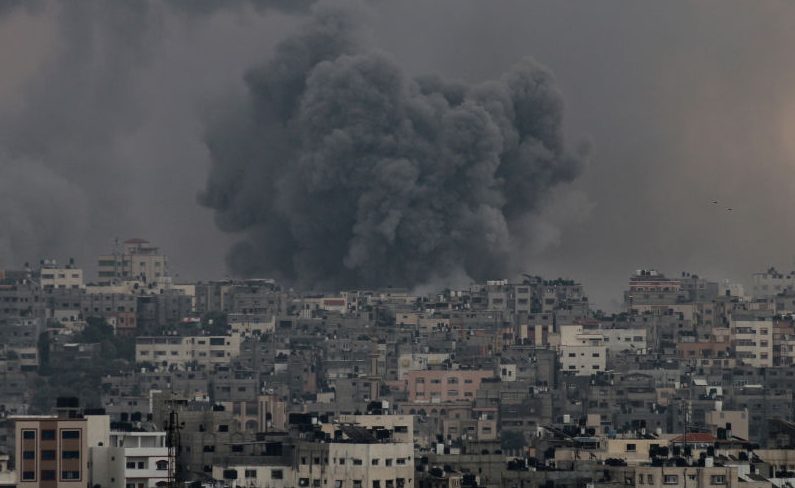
1,1,795,308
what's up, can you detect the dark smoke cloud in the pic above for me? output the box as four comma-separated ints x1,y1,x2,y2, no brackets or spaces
0,0,299,273
200,2,585,288
166,0,316,16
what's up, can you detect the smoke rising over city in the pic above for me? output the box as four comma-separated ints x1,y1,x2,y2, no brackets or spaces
199,3,585,288
1,1,795,305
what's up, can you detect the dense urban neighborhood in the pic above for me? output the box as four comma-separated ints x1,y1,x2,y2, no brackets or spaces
1,239,795,487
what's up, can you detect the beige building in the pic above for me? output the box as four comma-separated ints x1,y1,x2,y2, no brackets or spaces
135,334,242,369
39,260,83,290
705,409,749,441
97,238,167,284
559,325,607,375
731,317,773,368
397,353,451,379
631,465,738,487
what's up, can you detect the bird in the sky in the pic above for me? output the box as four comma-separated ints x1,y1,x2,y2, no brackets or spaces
727,208,733,211
712,200,718,204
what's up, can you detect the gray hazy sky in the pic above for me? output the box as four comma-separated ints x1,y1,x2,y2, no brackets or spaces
1,1,794,308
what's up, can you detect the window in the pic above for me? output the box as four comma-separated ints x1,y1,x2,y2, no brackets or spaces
127,462,137,469
210,338,225,346
299,478,310,487
62,471,81,480
41,470,56,481
353,459,363,466
245,470,257,479
336,482,344,488
447,377,459,384
646,475,654,484
62,430,80,440
23,430,36,440
272,470,283,480
42,450,56,460
23,450,35,460
62,451,80,459
138,462,145,469
373,482,381,488
156,460,169,471
354,481,363,488
372,459,380,466
22,472,35,481
218,424,229,432
711,475,726,485
626,444,636,452
396,458,406,465
663,475,679,485
42,429,56,440
386,459,393,466
314,480,321,487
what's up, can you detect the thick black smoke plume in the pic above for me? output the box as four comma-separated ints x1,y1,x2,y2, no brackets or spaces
200,1,585,288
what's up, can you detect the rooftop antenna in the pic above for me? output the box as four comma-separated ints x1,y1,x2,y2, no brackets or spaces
164,392,182,488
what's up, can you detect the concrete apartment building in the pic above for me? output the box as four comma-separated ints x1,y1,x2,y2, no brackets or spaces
731,316,773,368
558,325,607,376
135,334,242,369
38,260,83,290
13,411,88,487
97,239,168,284
90,431,170,488
751,267,795,298
406,370,494,403
81,291,138,333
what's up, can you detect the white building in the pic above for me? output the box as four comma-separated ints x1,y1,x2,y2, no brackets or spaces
559,325,607,376
90,431,170,488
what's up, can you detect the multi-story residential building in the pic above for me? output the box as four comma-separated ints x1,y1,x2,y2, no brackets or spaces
135,334,242,369
38,260,83,290
81,291,138,332
558,325,607,376
97,239,168,284
731,316,773,368
406,370,494,403
397,354,451,379
752,267,795,298
90,430,171,488
213,413,416,488
13,407,89,486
